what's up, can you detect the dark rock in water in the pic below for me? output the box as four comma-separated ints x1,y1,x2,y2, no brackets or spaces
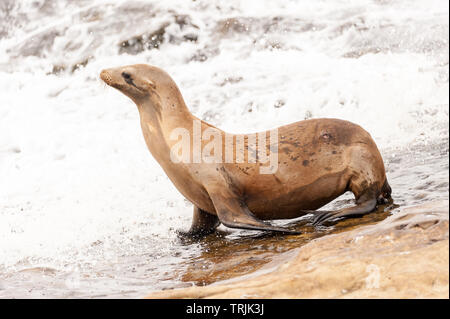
174,14,199,30
119,23,169,55
342,47,384,59
169,33,199,45
216,16,325,38
183,33,198,42
118,13,200,55
190,51,208,62
49,57,91,75
216,17,253,35
71,57,91,73
50,64,66,75
189,47,220,63
217,76,243,87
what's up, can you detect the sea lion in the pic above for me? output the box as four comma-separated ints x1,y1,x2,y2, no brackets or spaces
100,64,392,236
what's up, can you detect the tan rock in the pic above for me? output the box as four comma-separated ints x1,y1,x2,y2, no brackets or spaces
147,200,449,299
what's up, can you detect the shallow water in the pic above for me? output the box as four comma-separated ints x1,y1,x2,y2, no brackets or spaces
0,0,448,298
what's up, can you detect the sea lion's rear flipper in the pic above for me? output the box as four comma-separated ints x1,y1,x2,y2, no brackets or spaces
312,194,377,226
208,191,300,234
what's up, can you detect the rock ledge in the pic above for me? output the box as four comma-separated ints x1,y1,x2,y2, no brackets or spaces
147,200,449,299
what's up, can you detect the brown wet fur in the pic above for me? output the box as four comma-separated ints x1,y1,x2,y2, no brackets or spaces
100,64,391,235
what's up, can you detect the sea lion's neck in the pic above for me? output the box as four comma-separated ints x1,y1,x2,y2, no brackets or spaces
137,90,218,168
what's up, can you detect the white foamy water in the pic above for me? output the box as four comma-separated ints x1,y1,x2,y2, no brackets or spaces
0,0,448,297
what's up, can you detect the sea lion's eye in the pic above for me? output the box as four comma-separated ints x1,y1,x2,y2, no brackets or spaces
122,72,135,86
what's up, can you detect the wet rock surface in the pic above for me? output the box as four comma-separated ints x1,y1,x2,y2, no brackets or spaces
147,200,449,298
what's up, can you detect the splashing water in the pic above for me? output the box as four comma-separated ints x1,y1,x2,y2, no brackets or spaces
0,0,448,297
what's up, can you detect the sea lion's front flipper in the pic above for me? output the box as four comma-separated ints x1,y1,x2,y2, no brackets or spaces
208,190,300,234
178,206,220,238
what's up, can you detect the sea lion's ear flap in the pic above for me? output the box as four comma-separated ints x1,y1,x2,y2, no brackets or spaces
145,79,156,90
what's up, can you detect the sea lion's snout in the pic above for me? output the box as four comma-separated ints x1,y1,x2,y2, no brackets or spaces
100,69,113,85
100,68,138,90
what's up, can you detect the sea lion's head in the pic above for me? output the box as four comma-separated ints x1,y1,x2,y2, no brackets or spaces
100,64,173,107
